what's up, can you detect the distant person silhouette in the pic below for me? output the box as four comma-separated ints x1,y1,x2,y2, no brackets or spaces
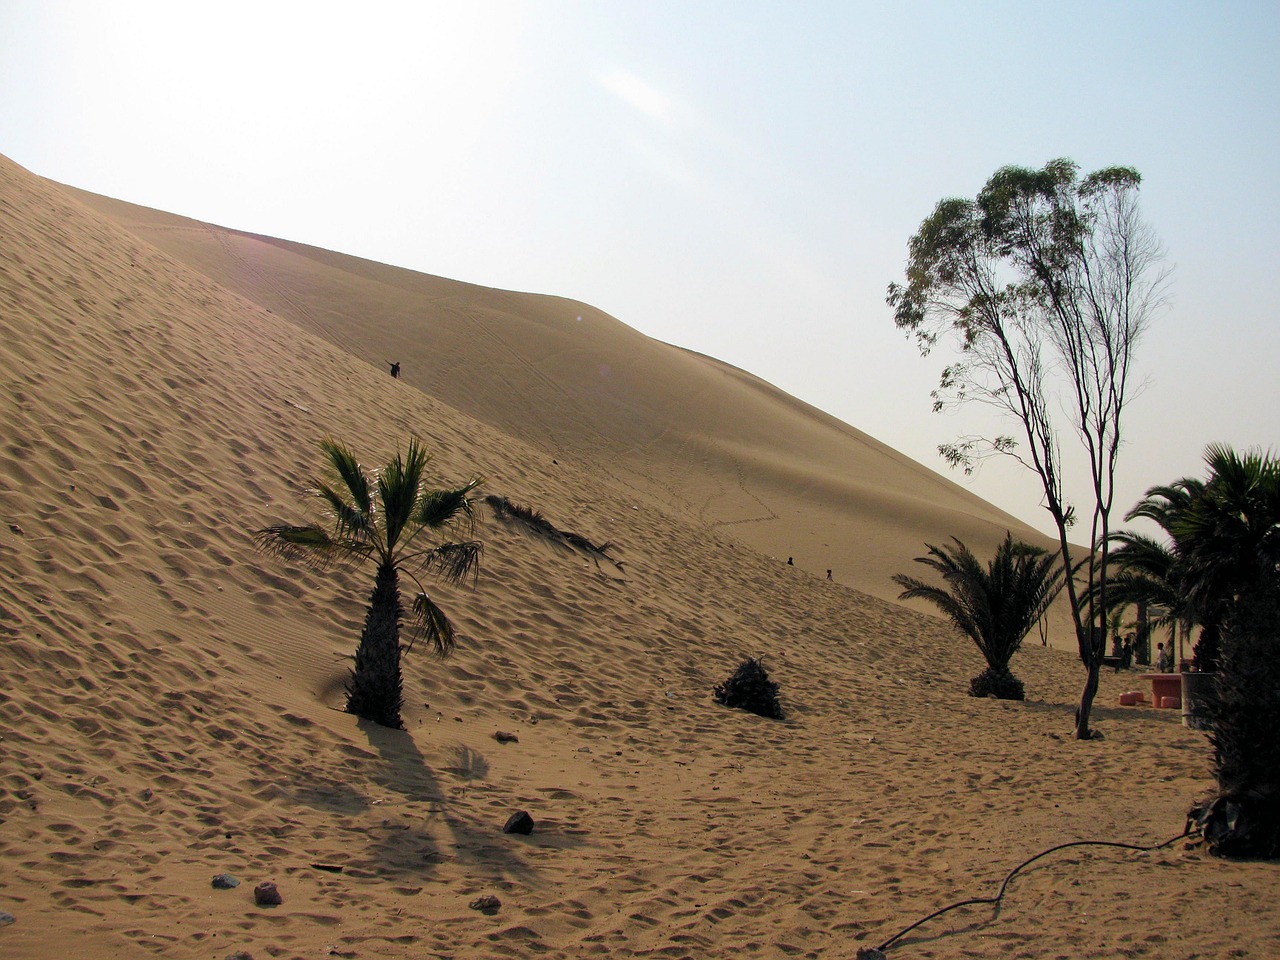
826,569,832,581
388,361,400,379
787,557,794,565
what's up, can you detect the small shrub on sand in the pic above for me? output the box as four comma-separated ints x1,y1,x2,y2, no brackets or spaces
714,657,784,719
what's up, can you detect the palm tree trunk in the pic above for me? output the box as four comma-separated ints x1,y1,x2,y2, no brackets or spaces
1191,595,1280,857
346,558,405,729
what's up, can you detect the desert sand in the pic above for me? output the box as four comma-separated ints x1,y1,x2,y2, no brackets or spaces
1,151,1275,959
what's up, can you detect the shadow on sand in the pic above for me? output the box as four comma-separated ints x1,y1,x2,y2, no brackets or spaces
357,719,540,884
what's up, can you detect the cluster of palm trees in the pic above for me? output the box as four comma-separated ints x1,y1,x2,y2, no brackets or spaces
897,444,1279,858
1106,444,1280,858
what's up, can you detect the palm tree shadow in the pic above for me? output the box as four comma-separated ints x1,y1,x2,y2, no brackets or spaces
442,743,490,781
356,720,537,883
358,717,446,798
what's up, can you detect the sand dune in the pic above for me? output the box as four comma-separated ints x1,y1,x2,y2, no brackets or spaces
2,152,1276,958
57,181,1051,615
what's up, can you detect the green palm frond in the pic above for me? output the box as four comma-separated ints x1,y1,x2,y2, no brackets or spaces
408,591,457,657
1097,531,1181,617
254,523,359,568
316,482,376,544
1176,445,1280,610
378,439,431,550
1109,529,1176,577
1102,571,1180,631
420,540,484,586
414,478,483,530
892,575,975,640
254,527,373,570
321,437,373,517
1124,477,1203,527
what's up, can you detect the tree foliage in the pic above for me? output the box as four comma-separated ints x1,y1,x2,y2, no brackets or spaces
888,158,1166,737
1176,445,1280,615
1101,477,1222,669
256,437,482,729
1168,445,1280,858
894,533,1064,701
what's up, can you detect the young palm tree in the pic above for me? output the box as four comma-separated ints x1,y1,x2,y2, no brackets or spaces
893,533,1065,700
1178,445,1280,858
256,437,483,729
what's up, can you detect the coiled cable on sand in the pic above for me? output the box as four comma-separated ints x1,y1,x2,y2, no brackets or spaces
858,830,1195,958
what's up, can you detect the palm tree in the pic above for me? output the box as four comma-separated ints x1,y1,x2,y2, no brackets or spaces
256,437,483,729
1176,445,1280,617
893,533,1065,700
1178,445,1280,858
1101,478,1210,668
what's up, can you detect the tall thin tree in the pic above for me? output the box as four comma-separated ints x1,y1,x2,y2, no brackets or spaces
888,158,1167,738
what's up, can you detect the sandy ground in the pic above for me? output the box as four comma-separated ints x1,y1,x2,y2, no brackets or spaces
2,152,1276,959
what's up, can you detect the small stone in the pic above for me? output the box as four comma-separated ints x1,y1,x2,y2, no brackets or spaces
493,731,519,744
211,873,240,889
469,894,501,912
141,788,153,801
253,881,283,906
503,810,535,835
225,952,255,960
855,949,887,960
0,911,15,926
8,524,23,536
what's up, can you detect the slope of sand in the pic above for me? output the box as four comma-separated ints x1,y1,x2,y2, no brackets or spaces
1,152,1275,959
56,182,1054,619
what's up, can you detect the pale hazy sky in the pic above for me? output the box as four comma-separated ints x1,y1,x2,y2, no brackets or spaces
3,1,1278,537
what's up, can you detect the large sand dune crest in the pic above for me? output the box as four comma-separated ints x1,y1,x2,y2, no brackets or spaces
2,154,1274,958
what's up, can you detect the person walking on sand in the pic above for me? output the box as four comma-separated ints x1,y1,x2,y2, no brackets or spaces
388,361,400,379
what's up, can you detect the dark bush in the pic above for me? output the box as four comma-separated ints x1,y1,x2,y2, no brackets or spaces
969,666,1026,701
713,657,784,719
